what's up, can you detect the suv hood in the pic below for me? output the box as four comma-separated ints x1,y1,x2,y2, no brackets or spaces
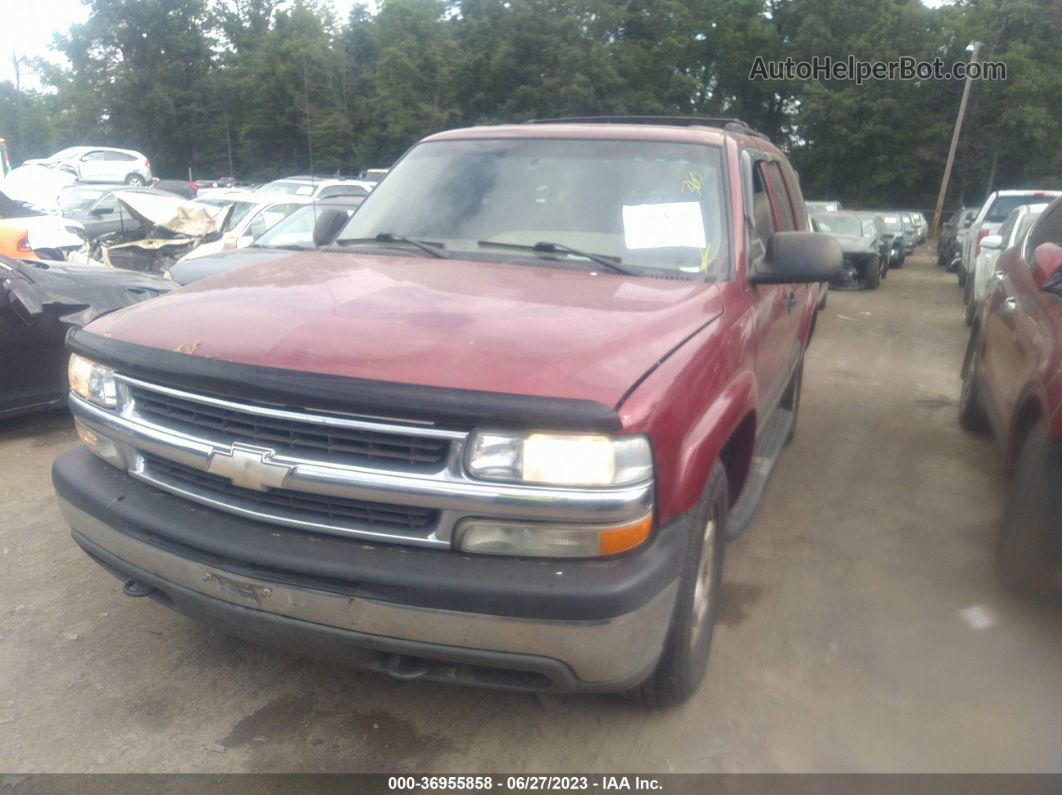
85,253,724,408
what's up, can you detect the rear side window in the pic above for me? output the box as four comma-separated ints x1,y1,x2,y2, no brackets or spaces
761,161,797,231
105,151,137,161
749,162,775,258
986,194,1055,223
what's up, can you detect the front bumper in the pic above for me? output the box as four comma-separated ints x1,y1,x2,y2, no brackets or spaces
53,448,683,693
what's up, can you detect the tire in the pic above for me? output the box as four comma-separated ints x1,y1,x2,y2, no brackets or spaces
627,462,727,708
958,326,990,433
125,173,146,186
892,254,904,269
863,257,881,290
957,266,967,287
997,422,1062,597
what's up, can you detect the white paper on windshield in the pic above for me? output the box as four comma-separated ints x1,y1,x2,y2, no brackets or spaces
622,202,706,250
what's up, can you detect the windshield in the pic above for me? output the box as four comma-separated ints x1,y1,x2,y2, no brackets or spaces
338,138,730,277
257,180,316,196
813,213,862,237
58,187,109,211
253,204,349,248
986,194,1056,223
51,147,82,161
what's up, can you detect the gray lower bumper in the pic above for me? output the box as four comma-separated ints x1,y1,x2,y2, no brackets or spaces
60,497,677,692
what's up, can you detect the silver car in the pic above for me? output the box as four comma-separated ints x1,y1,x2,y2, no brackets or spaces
24,146,153,186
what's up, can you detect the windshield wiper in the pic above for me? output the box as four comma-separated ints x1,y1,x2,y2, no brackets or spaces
476,240,634,275
334,233,450,259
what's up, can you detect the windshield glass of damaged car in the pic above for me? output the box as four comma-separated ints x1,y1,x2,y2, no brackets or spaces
338,139,729,277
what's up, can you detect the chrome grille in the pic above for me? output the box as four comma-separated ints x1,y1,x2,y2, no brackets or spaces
141,453,439,532
128,384,450,468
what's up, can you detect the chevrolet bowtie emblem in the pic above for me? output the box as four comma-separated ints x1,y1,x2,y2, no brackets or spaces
207,444,293,492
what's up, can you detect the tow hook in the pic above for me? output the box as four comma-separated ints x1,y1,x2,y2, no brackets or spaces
385,654,430,681
122,578,155,598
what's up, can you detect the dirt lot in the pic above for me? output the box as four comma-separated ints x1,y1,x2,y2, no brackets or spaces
1,248,1060,773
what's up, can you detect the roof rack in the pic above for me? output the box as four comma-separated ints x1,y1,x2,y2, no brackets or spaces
523,115,771,140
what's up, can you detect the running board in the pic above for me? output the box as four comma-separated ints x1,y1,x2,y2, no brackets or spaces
727,407,794,540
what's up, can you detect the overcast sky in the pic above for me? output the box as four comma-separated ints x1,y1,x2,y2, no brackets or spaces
0,0,364,90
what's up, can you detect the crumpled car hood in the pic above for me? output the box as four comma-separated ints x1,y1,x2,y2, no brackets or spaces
85,252,724,407
116,192,219,237
10,258,175,327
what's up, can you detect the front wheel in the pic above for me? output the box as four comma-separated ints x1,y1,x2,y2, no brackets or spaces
997,422,1062,597
125,173,146,186
863,257,881,290
627,462,727,708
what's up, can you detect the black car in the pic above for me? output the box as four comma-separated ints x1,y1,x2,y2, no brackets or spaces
812,212,886,289
0,255,174,419
57,185,181,240
166,197,362,285
938,207,975,268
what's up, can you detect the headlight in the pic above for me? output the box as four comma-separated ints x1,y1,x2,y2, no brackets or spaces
465,431,652,487
68,354,117,408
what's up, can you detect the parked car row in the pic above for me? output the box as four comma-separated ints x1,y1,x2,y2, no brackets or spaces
808,207,926,289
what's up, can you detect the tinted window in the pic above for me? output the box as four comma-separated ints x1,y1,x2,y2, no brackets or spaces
318,185,368,199
245,203,303,238
257,180,314,195
58,187,109,211
763,161,796,231
81,150,107,161
255,204,354,249
104,151,137,161
986,194,1055,223
813,213,861,236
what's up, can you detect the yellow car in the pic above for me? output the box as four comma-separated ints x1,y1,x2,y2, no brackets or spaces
0,218,38,259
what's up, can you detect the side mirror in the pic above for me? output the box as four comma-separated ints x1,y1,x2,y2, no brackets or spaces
4,279,44,325
200,230,222,244
90,206,113,216
1033,242,1062,288
749,232,842,285
312,208,350,248
981,234,1003,251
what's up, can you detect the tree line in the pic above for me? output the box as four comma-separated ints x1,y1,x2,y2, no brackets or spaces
1,0,1060,209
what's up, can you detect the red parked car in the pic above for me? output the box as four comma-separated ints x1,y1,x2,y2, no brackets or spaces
960,195,1062,595
52,118,840,705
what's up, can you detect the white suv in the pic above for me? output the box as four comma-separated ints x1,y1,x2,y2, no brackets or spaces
959,189,1060,286
25,146,152,186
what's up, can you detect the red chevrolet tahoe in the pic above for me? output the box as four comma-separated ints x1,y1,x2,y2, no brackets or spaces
53,118,840,706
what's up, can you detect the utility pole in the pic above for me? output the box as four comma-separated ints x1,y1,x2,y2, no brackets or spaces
931,41,981,238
